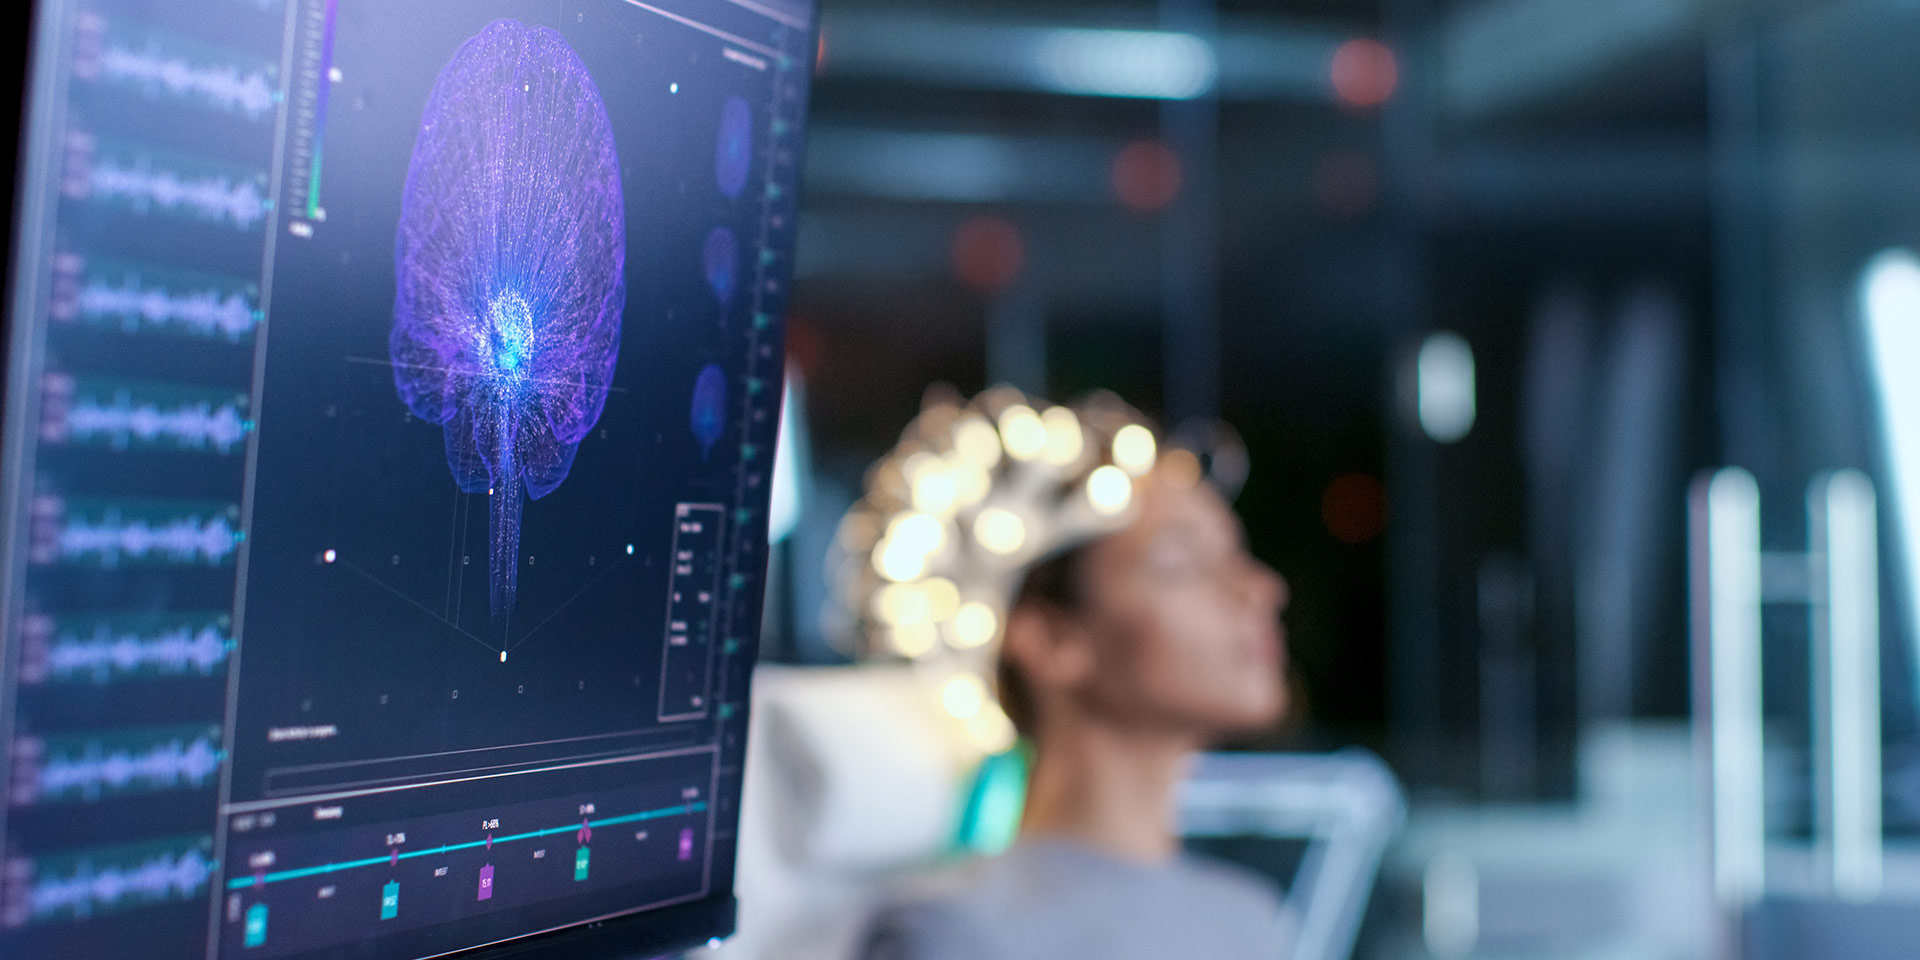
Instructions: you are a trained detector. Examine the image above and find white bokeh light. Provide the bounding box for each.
[1417,331,1476,444]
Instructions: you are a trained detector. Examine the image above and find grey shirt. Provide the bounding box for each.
[853,840,1295,960]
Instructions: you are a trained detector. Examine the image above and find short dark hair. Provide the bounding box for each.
[996,544,1091,738]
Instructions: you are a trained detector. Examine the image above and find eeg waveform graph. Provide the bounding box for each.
[2,836,217,927]
[31,497,242,567]
[10,725,225,805]
[72,12,281,121]
[19,613,234,685]
[64,134,271,230]
[51,254,262,341]
[40,375,250,454]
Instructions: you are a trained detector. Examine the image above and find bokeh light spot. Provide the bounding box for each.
[1111,140,1182,212]
[1322,472,1387,544]
[1330,38,1397,108]
[951,216,1025,292]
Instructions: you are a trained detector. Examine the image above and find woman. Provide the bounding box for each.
[853,455,1295,960]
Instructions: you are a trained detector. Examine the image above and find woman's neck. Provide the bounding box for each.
[1018,716,1196,863]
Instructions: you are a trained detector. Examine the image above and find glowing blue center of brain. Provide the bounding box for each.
[487,291,534,377]
[390,20,626,622]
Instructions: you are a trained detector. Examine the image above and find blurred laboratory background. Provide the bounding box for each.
[729,0,1920,957]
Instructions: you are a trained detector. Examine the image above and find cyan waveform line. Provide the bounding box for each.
[87,156,268,229]
[225,801,707,889]
[76,277,258,339]
[97,44,277,119]
[44,621,232,683]
[60,392,248,453]
[31,730,224,802]
[27,845,214,921]
[57,509,240,566]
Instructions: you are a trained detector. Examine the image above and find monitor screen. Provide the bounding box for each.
[0,0,813,956]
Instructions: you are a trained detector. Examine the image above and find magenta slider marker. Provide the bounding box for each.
[677,827,693,862]
[477,863,495,901]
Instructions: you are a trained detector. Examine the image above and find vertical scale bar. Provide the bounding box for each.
[305,0,338,220]
[1693,467,1764,906]
[1810,470,1882,900]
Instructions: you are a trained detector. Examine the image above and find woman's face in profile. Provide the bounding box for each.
[1072,472,1290,738]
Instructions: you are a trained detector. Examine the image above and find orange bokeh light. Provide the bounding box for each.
[951,216,1025,293]
[1111,140,1182,213]
[1321,472,1387,544]
[1330,38,1398,108]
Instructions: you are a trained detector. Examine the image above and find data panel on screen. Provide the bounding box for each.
[0,0,811,957]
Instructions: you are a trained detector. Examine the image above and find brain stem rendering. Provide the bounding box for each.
[391,20,626,628]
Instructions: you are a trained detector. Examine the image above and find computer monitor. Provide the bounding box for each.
[0,0,814,956]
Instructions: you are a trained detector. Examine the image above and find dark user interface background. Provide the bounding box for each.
[0,0,810,957]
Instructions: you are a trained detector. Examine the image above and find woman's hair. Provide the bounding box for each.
[995,544,1091,738]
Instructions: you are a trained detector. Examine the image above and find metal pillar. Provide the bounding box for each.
[1690,467,1884,951]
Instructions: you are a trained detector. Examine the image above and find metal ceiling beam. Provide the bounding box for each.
[803,127,1119,204]
[814,0,1720,118]
[1441,0,1707,120]
[817,7,1355,102]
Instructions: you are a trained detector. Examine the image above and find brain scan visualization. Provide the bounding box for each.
[389,19,626,624]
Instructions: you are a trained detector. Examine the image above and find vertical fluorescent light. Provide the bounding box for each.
[1417,331,1476,443]
[1862,248,1920,709]
[1706,467,1764,905]
[1030,29,1217,100]
[1810,470,1882,899]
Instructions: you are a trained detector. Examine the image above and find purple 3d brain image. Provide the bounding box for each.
[390,20,625,623]
[702,226,737,314]
[715,96,752,198]
[691,364,726,460]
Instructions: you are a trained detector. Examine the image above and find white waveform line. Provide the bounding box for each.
[58,512,239,565]
[47,624,231,682]
[63,394,247,453]
[88,157,267,229]
[97,44,276,119]
[27,847,213,919]
[35,734,223,801]
[76,279,257,339]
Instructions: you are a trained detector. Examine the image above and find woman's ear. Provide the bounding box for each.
[1002,603,1097,701]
